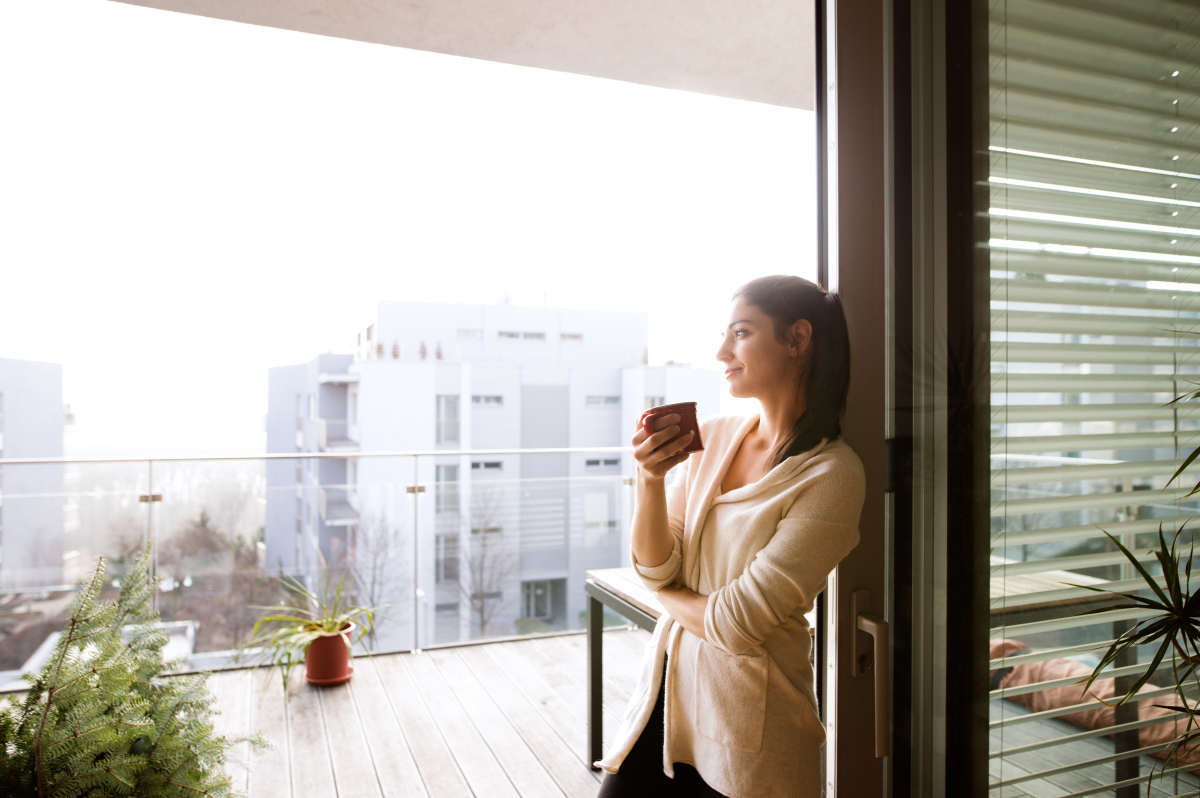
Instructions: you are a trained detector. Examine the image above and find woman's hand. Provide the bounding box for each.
[632,413,694,481]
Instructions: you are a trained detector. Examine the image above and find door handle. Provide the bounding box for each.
[852,589,889,758]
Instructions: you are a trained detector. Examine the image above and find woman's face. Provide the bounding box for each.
[716,299,811,401]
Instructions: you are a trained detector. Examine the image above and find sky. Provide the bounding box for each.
[0,0,817,457]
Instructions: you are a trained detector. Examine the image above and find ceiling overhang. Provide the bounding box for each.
[114,0,814,110]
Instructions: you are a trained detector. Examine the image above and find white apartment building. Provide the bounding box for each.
[0,358,71,591]
[266,301,720,650]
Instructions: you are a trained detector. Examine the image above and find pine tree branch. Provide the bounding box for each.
[33,558,108,798]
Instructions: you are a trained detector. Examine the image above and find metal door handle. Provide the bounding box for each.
[852,590,889,758]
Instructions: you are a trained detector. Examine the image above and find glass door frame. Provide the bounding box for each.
[900,0,991,795]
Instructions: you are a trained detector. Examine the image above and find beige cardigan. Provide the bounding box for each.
[595,414,865,798]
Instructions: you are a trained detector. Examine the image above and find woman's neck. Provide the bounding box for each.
[755,390,807,454]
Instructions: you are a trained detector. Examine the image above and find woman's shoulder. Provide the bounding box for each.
[812,437,865,479]
[796,438,867,502]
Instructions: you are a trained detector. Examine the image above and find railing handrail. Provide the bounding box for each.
[0,446,633,466]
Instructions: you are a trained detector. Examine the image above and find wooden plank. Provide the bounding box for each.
[428,649,566,798]
[601,631,654,683]
[375,653,473,798]
[457,645,603,794]
[531,636,629,728]
[496,638,608,731]
[558,633,640,700]
[248,668,292,798]
[211,669,254,794]
[483,640,594,759]
[318,679,383,798]
[348,656,429,798]
[488,638,621,758]
[403,651,521,798]
[285,672,337,798]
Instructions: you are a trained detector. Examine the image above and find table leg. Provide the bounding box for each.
[1113,618,1138,798]
[588,593,603,769]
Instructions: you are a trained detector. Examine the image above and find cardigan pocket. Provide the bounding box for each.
[693,641,769,753]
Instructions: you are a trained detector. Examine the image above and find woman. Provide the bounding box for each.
[595,276,866,798]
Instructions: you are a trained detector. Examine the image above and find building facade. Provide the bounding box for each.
[0,358,69,591]
[266,301,720,650]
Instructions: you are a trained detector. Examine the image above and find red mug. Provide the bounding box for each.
[639,402,704,454]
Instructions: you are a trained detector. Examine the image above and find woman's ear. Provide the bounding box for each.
[790,319,813,359]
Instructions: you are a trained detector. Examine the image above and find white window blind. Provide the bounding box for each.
[988,1,1200,795]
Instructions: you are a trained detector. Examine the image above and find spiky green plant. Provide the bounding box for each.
[236,570,387,692]
[0,545,266,797]
[1070,526,1200,789]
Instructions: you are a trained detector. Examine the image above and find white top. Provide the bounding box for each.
[595,414,865,798]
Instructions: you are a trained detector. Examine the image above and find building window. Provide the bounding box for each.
[561,333,583,342]
[308,393,317,419]
[435,534,459,583]
[458,328,482,339]
[498,331,520,339]
[348,389,358,424]
[471,395,503,406]
[522,581,552,620]
[471,525,502,535]
[585,459,621,468]
[522,332,545,340]
[585,396,620,406]
[471,461,503,470]
[645,396,664,410]
[437,395,460,443]
[435,465,459,513]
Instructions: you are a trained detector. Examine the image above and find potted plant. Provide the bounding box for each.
[240,571,386,688]
[1067,387,1200,788]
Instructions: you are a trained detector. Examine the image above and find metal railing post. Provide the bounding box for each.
[408,455,425,652]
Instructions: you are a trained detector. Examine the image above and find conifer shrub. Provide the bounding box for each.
[0,546,266,797]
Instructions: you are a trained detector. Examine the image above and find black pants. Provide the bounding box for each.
[597,661,727,798]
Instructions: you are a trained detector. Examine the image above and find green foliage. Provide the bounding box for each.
[0,545,266,798]
[1070,526,1200,788]
[237,571,387,692]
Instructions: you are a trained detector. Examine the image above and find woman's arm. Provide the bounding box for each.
[656,585,708,641]
[704,458,866,655]
[629,414,693,571]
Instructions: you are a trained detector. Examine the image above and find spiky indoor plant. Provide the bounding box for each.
[0,546,265,797]
[1069,389,1200,789]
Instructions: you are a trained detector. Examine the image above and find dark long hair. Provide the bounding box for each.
[732,275,850,466]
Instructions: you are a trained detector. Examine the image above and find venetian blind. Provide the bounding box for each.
[989,0,1200,795]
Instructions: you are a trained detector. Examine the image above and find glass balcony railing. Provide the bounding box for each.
[0,447,635,690]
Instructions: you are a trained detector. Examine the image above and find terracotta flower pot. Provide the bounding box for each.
[304,621,355,685]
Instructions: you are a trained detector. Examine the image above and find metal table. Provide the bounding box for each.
[584,567,663,769]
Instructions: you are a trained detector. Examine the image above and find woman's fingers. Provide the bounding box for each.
[631,413,682,445]
[642,430,693,468]
[648,413,681,432]
[631,414,693,478]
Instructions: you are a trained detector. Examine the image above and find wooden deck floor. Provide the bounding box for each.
[208,628,652,798]
[989,699,1200,798]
